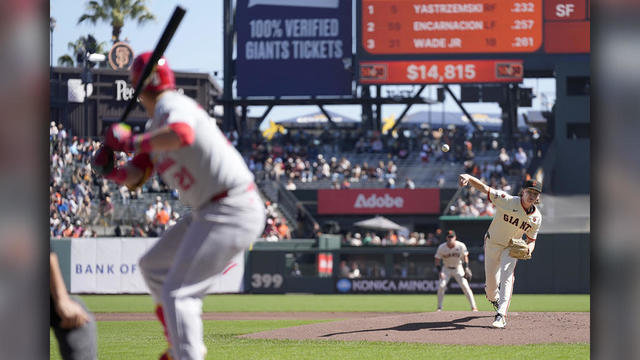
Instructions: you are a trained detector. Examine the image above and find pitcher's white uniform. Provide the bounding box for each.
[434,240,477,311]
[484,188,541,317]
[138,91,265,359]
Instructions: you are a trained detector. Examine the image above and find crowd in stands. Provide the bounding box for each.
[51,119,545,239]
[261,200,324,241]
[261,201,293,242]
[245,127,459,186]
[339,258,437,279]
[49,122,194,238]
[244,124,545,190]
[258,154,404,190]
[448,144,537,216]
[50,121,102,238]
[50,122,292,240]
[343,229,441,247]
[338,226,493,278]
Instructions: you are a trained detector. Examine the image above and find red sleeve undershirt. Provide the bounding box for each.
[168,122,195,146]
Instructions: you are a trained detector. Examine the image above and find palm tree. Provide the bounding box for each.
[57,55,75,67]
[78,0,156,43]
[57,34,108,67]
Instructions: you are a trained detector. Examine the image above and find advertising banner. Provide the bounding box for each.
[70,238,245,294]
[335,277,485,294]
[236,0,352,96]
[359,59,524,84]
[317,189,440,214]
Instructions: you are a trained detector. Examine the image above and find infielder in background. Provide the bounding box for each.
[458,174,542,329]
[434,230,478,312]
[92,52,265,359]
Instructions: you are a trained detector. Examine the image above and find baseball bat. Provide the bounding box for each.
[118,6,186,123]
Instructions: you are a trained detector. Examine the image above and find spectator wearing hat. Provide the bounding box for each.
[155,205,170,234]
[276,218,291,240]
[349,262,362,279]
[514,147,528,175]
[168,212,180,228]
[350,233,363,247]
[339,260,351,277]
[405,177,416,189]
[50,121,59,140]
[263,218,279,242]
[437,171,446,188]
[498,148,512,173]
[362,232,373,246]
[285,178,297,191]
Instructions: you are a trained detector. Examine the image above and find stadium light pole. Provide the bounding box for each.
[49,17,56,67]
[83,53,106,136]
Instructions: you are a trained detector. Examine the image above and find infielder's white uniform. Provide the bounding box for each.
[138,91,265,359]
[484,188,541,316]
[435,240,477,310]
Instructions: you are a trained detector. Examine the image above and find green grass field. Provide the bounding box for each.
[51,294,590,359]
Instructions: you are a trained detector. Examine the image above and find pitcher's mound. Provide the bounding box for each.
[241,311,589,345]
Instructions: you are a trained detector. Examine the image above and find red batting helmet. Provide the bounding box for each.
[130,51,175,92]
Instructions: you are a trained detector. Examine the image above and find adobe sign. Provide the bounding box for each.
[317,189,440,215]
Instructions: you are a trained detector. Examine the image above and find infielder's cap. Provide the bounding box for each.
[523,179,542,193]
[446,230,456,237]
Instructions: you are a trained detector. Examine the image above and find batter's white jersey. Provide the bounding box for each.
[486,188,542,246]
[435,241,468,268]
[147,91,254,209]
[138,91,265,360]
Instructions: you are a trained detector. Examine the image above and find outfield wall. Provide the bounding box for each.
[51,238,245,294]
[245,233,590,294]
[52,232,589,294]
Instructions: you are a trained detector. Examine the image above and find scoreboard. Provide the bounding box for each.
[357,0,590,84]
[362,1,543,54]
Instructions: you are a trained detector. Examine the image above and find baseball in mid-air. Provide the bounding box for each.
[442,144,450,152]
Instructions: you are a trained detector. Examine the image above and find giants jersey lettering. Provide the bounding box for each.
[486,188,542,246]
[148,91,254,209]
[435,241,468,268]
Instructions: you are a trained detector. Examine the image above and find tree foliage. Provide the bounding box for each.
[78,0,156,43]
[57,34,108,68]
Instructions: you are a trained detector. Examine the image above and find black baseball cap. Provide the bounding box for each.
[523,179,542,193]
[446,230,456,237]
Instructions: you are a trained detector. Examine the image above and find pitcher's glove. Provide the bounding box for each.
[91,145,116,176]
[464,267,472,280]
[508,238,531,260]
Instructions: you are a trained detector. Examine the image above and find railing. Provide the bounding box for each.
[276,180,319,237]
[256,178,319,238]
[442,187,463,216]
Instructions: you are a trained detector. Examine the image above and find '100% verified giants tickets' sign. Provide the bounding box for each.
[236,0,352,96]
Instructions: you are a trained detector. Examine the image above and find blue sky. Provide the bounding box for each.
[50,0,555,123]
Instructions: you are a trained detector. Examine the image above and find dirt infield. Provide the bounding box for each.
[98,311,589,345]
[242,311,589,345]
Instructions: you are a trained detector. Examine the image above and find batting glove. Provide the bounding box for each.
[104,123,136,152]
[91,145,116,176]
